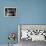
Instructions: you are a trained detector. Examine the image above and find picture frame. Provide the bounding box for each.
[4,7,16,17]
[18,24,46,42]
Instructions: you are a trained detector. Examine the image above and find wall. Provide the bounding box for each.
[20,0,46,24]
[0,0,20,44]
[0,0,46,45]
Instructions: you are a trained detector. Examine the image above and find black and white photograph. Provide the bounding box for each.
[18,25,46,46]
[5,7,16,16]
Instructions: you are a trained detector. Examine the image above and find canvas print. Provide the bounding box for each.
[5,7,16,16]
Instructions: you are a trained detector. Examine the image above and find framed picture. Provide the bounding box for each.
[4,7,16,16]
[18,24,46,41]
